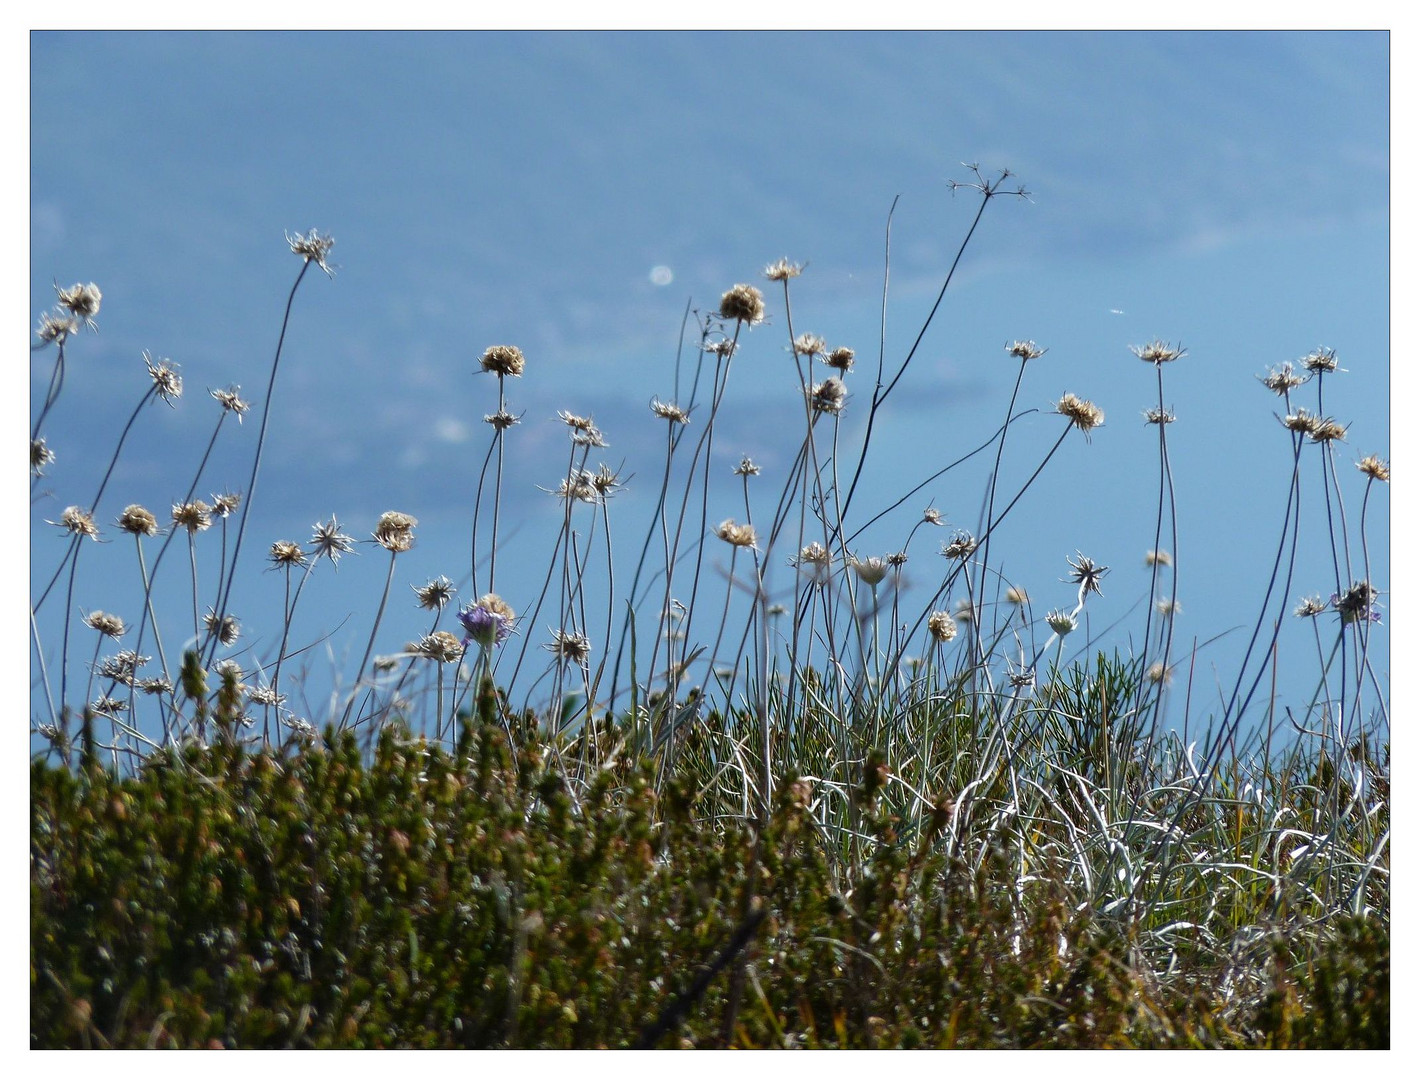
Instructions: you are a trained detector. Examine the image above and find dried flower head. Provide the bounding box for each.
[793,333,827,359]
[143,352,183,404]
[210,386,250,420]
[1145,549,1172,568]
[1146,662,1172,685]
[807,377,847,415]
[31,437,55,477]
[138,676,174,695]
[90,695,128,717]
[1294,595,1327,618]
[1332,581,1381,625]
[1308,418,1348,444]
[589,464,624,498]
[413,576,457,611]
[1005,585,1029,606]
[1357,455,1390,483]
[922,507,944,526]
[203,610,241,646]
[1281,408,1323,437]
[544,629,592,667]
[35,309,79,345]
[211,492,242,518]
[484,409,522,430]
[172,500,213,534]
[459,594,516,649]
[1131,340,1186,364]
[1006,340,1046,361]
[310,515,356,566]
[56,281,102,327]
[763,258,803,282]
[941,532,977,560]
[1301,346,1339,374]
[796,541,831,567]
[406,630,464,663]
[733,455,760,477]
[651,397,690,424]
[286,229,335,276]
[268,540,307,568]
[887,551,909,568]
[1056,393,1104,435]
[703,337,739,360]
[115,504,160,537]
[954,599,975,623]
[246,684,286,707]
[1144,407,1176,425]
[373,511,418,552]
[1066,552,1109,598]
[83,610,127,639]
[825,346,856,372]
[479,345,526,377]
[1045,609,1077,636]
[1155,598,1181,618]
[1260,362,1308,396]
[716,518,758,549]
[553,473,599,504]
[97,651,149,685]
[850,555,891,587]
[718,283,765,326]
[55,506,99,540]
[927,611,958,643]
[767,603,788,618]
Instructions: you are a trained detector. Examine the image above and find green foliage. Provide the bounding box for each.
[31,719,1387,1049]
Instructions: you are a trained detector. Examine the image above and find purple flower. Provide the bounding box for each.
[458,596,515,649]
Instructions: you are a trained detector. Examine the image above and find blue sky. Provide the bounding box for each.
[27,30,1390,737]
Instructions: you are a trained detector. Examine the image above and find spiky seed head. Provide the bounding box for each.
[98,651,149,684]
[1309,418,1348,444]
[1065,551,1108,597]
[56,506,99,540]
[484,409,521,430]
[31,437,55,476]
[1055,393,1104,435]
[1130,339,1186,364]
[544,629,592,667]
[172,500,212,534]
[138,676,174,695]
[83,610,127,638]
[373,511,417,552]
[1146,662,1172,684]
[143,352,183,403]
[1005,585,1029,605]
[825,346,855,372]
[203,610,241,646]
[1006,340,1045,361]
[1144,407,1176,425]
[1260,362,1308,396]
[922,507,944,526]
[414,576,457,611]
[1332,581,1381,624]
[808,377,847,415]
[116,504,160,537]
[941,532,977,560]
[56,282,102,325]
[703,338,738,359]
[1146,548,1172,568]
[887,551,908,567]
[763,258,803,282]
[553,473,599,504]
[211,492,242,518]
[310,515,356,566]
[406,631,464,663]
[733,455,760,477]
[246,684,286,707]
[793,333,827,358]
[286,229,335,275]
[1301,346,1338,373]
[927,611,958,643]
[716,518,758,549]
[718,283,765,326]
[478,344,526,377]
[1294,595,1327,618]
[1357,455,1390,483]
[210,386,250,420]
[268,540,307,568]
[1155,598,1181,618]
[36,310,78,344]
[1045,609,1077,636]
[796,541,831,566]
[1281,408,1323,437]
[651,397,690,424]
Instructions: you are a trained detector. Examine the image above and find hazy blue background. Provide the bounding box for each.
[28,30,1389,738]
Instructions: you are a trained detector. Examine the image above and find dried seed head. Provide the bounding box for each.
[1144,407,1176,425]
[796,541,831,566]
[484,409,522,430]
[1045,609,1077,636]
[31,437,55,477]
[571,426,608,448]
[1260,362,1308,396]
[138,676,173,695]
[35,309,79,345]
[589,464,624,497]
[286,229,336,275]
[651,397,690,424]
[98,650,146,684]
[113,504,159,537]
[210,386,250,420]
[55,506,99,540]
[1281,408,1323,437]
[887,551,909,567]
[56,281,102,326]
[553,473,599,504]
[1066,551,1108,598]
[1309,418,1348,444]
[544,629,592,667]
[1005,585,1029,605]
[927,611,958,643]
[373,511,418,552]
[1357,455,1390,483]
[203,610,241,646]
[83,610,127,639]
[733,455,761,477]
[211,492,242,518]
[718,283,765,326]
[763,258,803,282]
[825,346,855,372]
[413,576,457,611]
[143,351,183,404]
[850,555,890,587]
[406,630,464,663]
[1055,393,1104,435]
[1006,340,1046,361]
[1294,595,1327,618]
[1301,346,1339,373]
[268,540,307,568]
[941,532,977,560]
[922,507,944,526]
[807,377,847,415]
[1332,581,1381,624]
[1155,598,1181,618]
[716,518,758,549]
[247,684,286,707]
[172,500,213,534]
[793,333,827,359]
[703,337,738,359]
[1131,339,1186,364]
[955,600,975,624]
[1145,548,1172,568]
[1146,662,1172,685]
[767,603,788,617]
[90,695,128,716]
[310,515,357,566]
[479,345,526,377]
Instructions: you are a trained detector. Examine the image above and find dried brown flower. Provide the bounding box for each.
[479,345,526,377]
[718,283,765,326]
[373,511,418,552]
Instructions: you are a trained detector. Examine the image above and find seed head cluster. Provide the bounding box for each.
[718,283,765,326]
[480,345,526,378]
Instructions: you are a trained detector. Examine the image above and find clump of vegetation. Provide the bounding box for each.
[31,166,1387,1047]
